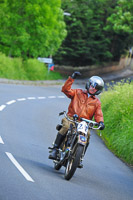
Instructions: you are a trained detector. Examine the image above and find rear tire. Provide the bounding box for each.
[64,144,84,180]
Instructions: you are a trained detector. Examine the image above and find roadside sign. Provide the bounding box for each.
[64,12,71,16]
[38,57,53,64]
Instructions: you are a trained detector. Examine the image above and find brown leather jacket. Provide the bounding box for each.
[62,77,104,123]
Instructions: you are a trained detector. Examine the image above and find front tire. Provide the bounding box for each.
[64,144,84,180]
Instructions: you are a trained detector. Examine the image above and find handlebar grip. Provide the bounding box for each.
[59,111,65,116]
[95,122,99,126]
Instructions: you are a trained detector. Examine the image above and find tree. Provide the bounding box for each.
[54,0,133,66]
[54,0,115,66]
[0,0,67,59]
[106,0,133,34]
[104,0,133,58]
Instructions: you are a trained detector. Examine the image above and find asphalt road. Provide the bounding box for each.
[0,83,133,200]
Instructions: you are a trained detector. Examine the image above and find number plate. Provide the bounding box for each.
[77,121,88,135]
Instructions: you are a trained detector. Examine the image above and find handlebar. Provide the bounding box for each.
[59,111,101,130]
[80,117,101,130]
[59,111,78,124]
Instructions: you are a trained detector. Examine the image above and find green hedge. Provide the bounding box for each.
[0,53,62,80]
[99,81,133,165]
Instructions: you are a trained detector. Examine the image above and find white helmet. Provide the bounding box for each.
[85,76,104,95]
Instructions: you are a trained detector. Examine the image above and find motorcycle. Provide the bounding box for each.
[49,111,101,180]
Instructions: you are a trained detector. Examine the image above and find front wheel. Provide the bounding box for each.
[64,144,84,180]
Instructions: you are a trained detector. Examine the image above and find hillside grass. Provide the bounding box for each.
[0,53,62,80]
[99,81,133,165]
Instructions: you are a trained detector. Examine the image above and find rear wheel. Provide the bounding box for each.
[64,144,84,180]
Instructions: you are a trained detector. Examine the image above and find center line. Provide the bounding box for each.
[38,97,46,99]
[27,97,36,100]
[6,100,16,105]
[48,96,56,98]
[6,152,34,182]
[17,98,26,101]
[0,105,6,111]
[58,96,65,98]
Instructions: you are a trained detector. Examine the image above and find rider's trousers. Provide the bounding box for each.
[59,117,90,143]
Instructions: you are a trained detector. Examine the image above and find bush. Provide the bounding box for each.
[23,59,46,80]
[0,53,62,80]
[100,81,133,165]
[0,53,27,80]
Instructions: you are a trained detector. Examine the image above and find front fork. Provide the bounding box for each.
[58,133,87,163]
[77,134,88,161]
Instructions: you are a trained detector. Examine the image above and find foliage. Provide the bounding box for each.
[100,81,133,165]
[23,58,62,80]
[54,0,133,66]
[0,52,27,79]
[105,0,133,34]
[0,53,62,80]
[104,0,133,60]
[0,0,67,59]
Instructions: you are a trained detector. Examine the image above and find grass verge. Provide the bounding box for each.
[98,81,133,166]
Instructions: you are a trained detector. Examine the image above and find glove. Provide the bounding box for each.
[99,121,105,130]
[71,71,81,79]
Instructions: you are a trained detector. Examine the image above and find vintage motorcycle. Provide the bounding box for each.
[49,111,101,180]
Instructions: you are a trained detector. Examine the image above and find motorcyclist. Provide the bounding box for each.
[49,72,105,164]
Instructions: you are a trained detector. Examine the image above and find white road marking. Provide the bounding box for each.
[38,97,46,99]
[0,105,6,111]
[58,96,65,98]
[6,100,16,105]
[0,95,66,183]
[17,98,26,101]
[48,96,56,98]
[0,136,4,144]
[6,152,34,182]
[27,97,36,100]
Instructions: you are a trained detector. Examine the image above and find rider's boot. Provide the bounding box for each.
[49,133,65,160]
[78,143,89,168]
